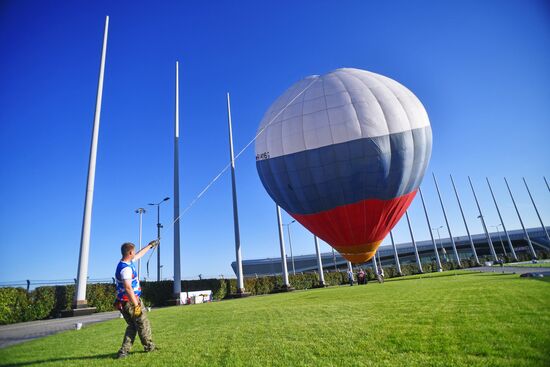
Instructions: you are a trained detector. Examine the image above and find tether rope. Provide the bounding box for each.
[166,77,319,229]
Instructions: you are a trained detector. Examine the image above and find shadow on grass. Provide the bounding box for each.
[0,351,145,366]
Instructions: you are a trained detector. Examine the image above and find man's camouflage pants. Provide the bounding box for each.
[119,298,155,354]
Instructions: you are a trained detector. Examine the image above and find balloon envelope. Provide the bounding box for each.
[255,68,432,263]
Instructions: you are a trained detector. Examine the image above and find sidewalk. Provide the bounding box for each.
[470,265,550,276]
[0,311,121,349]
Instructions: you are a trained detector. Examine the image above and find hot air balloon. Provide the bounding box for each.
[255,68,432,263]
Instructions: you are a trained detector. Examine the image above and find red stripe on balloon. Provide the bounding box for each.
[290,190,417,248]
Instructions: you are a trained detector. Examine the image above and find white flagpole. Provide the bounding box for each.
[74,16,109,311]
[226,93,246,294]
[173,61,182,297]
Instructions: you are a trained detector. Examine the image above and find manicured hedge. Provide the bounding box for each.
[1,249,547,325]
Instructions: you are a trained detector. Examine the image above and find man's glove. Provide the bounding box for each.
[133,303,142,318]
[148,240,159,249]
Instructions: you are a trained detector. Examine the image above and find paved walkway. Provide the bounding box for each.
[0,311,121,349]
[470,266,550,276]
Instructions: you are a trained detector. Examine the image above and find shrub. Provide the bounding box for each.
[87,283,116,312]
[0,287,29,325]
[141,280,173,307]
[27,287,56,320]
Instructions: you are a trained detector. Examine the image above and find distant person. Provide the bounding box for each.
[377,267,385,283]
[357,269,366,285]
[114,240,158,359]
[347,269,354,286]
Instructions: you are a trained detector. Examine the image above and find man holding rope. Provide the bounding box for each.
[114,240,158,358]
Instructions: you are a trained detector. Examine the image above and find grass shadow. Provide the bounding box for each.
[0,352,127,366]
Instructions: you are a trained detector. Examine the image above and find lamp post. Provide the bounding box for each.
[490,224,507,256]
[432,226,447,262]
[283,220,297,275]
[148,197,170,281]
[135,208,146,279]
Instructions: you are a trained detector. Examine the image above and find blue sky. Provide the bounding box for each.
[0,0,549,282]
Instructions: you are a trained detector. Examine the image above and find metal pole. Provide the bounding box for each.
[505,178,537,259]
[347,261,354,282]
[486,178,517,260]
[545,176,549,192]
[149,198,168,281]
[450,175,480,265]
[418,187,443,272]
[74,16,109,308]
[433,227,447,262]
[405,211,423,273]
[314,236,325,286]
[371,253,379,276]
[276,205,290,288]
[287,223,296,275]
[389,230,402,275]
[468,176,498,261]
[157,205,161,281]
[173,61,182,297]
[523,177,550,243]
[491,225,506,256]
[135,208,146,279]
[433,173,461,267]
[226,93,245,293]
[477,216,495,262]
[332,248,337,271]
[498,228,506,255]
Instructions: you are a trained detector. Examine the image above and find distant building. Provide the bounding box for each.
[231,227,550,277]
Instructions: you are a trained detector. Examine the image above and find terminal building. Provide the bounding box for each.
[231,226,550,277]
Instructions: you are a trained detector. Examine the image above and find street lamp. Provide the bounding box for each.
[134,208,146,279]
[431,226,447,262]
[490,224,507,256]
[148,197,170,281]
[283,220,297,275]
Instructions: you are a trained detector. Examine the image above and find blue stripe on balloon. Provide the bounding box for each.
[256,126,432,215]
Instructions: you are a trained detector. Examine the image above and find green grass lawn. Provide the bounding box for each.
[1,271,549,367]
